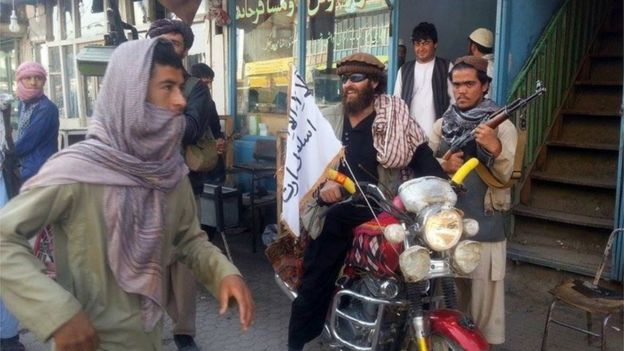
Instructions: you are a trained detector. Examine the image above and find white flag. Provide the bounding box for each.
[281,70,343,236]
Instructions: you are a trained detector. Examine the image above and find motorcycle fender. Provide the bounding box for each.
[429,309,490,351]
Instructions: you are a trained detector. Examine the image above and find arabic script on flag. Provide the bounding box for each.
[281,70,343,236]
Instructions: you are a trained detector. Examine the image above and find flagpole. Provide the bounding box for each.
[277,65,295,238]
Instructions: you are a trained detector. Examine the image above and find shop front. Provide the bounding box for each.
[232,0,393,137]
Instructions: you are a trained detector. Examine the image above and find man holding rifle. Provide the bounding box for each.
[429,55,517,346]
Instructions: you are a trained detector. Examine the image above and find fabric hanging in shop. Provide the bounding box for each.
[309,0,335,40]
[157,0,202,24]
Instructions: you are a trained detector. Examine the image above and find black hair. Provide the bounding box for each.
[149,40,184,78]
[469,39,493,55]
[372,74,387,94]
[190,63,215,79]
[412,22,438,44]
[449,62,491,85]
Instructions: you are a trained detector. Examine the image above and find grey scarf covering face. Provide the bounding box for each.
[16,101,38,140]
[441,98,500,144]
[22,39,188,331]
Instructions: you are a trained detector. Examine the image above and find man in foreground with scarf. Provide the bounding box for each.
[429,55,517,346]
[0,39,254,351]
[288,53,446,351]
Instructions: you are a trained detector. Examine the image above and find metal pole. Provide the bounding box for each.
[612,98,624,282]
[387,0,399,94]
[297,0,306,75]
[227,0,237,126]
[493,0,509,104]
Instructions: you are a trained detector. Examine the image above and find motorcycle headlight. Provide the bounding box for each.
[399,245,431,282]
[423,209,463,251]
[452,240,482,275]
[383,223,406,244]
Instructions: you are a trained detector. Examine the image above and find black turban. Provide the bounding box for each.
[147,19,194,50]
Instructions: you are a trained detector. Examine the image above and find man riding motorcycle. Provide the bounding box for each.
[287,53,447,351]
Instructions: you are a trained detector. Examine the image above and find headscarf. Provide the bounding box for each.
[441,98,500,144]
[147,18,194,49]
[372,94,427,169]
[15,62,47,102]
[22,39,188,331]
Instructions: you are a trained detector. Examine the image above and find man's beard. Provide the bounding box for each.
[342,83,375,115]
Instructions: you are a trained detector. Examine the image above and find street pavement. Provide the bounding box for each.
[19,230,624,351]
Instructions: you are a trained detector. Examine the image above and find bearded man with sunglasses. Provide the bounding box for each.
[287,53,447,351]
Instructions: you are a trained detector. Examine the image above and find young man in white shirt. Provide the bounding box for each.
[394,22,454,136]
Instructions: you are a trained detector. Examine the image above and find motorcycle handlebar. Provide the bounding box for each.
[325,169,357,194]
[451,158,479,186]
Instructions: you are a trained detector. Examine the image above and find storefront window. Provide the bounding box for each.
[196,0,208,16]
[79,0,107,38]
[64,0,76,39]
[52,3,62,41]
[0,40,18,94]
[48,47,65,118]
[133,0,152,27]
[62,46,79,118]
[235,0,298,136]
[305,0,390,106]
[83,76,101,117]
[187,22,207,67]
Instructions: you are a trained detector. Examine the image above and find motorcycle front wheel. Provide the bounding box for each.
[404,335,464,351]
[429,334,464,351]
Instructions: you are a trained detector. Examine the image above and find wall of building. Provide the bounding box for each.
[397,0,497,64]
[495,0,564,101]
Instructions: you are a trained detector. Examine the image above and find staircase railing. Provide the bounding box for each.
[507,0,612,171]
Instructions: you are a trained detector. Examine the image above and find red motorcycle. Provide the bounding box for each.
[275,158,489,351]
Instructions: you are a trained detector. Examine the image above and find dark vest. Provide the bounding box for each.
[400,57,451,119]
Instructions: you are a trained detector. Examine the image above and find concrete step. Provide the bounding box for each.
[514,204,613,230]
[575,80,623,86]
[507,242,606,278]
[588,55,623,81]
[532,170,615,189]
[511,214,611,265]
[560,108,621,117]
[524,180,615,220]
[555,113,621,148]
[593,32,623,55]
[567,84,623,112]
[507,214,612,275]
[538,147,618,184]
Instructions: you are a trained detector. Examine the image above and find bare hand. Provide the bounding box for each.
[319,180,343,204]
[474,125,502,157]
[441,150,465,174]
[216,138,226,155]
[218,275,256,331]
[52,311,99,351]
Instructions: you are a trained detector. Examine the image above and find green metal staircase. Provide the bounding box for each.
[507,0,623,276]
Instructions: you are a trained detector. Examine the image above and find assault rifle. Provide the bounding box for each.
[446,81,546,156]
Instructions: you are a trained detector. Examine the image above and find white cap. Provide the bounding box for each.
[469,28,494,49]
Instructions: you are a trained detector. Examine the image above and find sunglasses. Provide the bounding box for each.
[340,73,369,84]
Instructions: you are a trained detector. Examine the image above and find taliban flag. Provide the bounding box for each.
[281,70,343,236]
